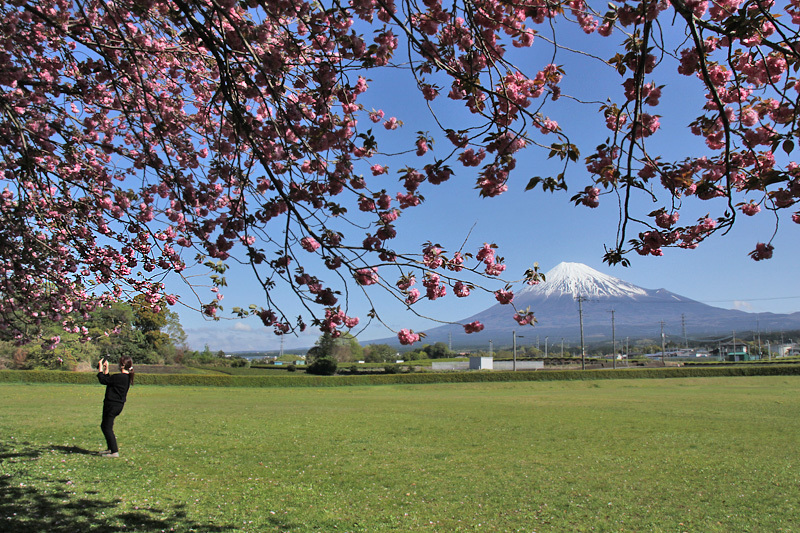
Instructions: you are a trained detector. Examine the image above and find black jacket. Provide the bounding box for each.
[97,373,131,404]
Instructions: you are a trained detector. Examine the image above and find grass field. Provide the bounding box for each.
[1,376,799,532]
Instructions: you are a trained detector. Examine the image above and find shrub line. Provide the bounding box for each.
[2,364,800,388]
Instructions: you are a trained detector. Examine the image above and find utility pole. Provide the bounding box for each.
[732,330,736,361]
[611,309,616,370]
[577,295,586,370]
[489,339,493,357]
[626,336,629,366]
[681,313,688,350]
[545,337,549,358]
[660,321,666,363]
[561,338,564,358]
[757,317,762,359]
[448,331,452,352]
[512,331,517,372]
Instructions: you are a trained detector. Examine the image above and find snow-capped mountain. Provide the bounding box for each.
[518,262,647,299]
[415,262,800,347]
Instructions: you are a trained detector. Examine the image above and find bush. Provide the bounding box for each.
[306,356,338,376]
[383,364,398,374]
[231,357,250,368]
[287,364,297,372]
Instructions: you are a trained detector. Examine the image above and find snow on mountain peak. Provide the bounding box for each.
[519,262,648,299]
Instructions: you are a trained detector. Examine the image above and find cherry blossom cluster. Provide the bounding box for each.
[2,0,797,348]
[573,0,800,264]
[389,245,545,342]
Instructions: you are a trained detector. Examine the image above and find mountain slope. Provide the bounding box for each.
[416,262,800,346]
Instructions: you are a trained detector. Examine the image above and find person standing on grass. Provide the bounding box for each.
[97,355,134,457]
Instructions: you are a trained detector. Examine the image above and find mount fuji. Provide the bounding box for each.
[416,262,800,347]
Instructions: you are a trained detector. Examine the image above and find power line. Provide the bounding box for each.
[572,295,800,307]
[700,295,800,303]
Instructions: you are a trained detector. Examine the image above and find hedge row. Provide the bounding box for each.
[682,358,800,366]
[2,364,800,388]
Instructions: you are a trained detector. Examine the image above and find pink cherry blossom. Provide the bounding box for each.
[301,237,321,252]
[749,242,774,261]
[655,211,680,229]
[354,268,379,285]
[476,243,496,264]
[397,274,416,291]
[398,328,421,345]
[416,137,429,156]
[405,288,421,305]
[513,311,535,326]
[453,281,471,297]
[580,186,600,208]
[463,321,484,334]
[423,273,446,300]
[740,202,761,216]
[494,289,514,305]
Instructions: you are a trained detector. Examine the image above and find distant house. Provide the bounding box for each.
[469,356,493,370]
[776,343,799,357]
[718,339,750,361]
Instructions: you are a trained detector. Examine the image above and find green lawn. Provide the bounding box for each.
[1,376,798,532]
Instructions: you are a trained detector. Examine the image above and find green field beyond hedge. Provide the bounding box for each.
[2,376,799,532]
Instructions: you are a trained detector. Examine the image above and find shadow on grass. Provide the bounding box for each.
[49,445,97,455]
[0,441,233,532]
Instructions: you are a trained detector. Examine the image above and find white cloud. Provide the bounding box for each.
[232,322,253,332]
[732,300,754,311]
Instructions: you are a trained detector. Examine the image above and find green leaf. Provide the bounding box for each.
[525,177,543,191]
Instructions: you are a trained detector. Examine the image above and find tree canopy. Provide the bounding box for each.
[2,0,798,347]
[307,332,363,362]
[0,297,188,368]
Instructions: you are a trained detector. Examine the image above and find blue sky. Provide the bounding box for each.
[167,17,800,352]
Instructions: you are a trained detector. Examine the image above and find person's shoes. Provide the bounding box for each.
[98,450,112,455]
[102,452,119,457]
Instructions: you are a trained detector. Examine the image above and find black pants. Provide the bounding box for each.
[101,401,124,453]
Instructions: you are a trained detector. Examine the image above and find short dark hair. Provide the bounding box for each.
[119,355,134,385]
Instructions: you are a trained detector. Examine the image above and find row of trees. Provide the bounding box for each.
[324,336,796,364]
[307,334,459,363]
[0,295,189,370]
[305,333,726,364]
